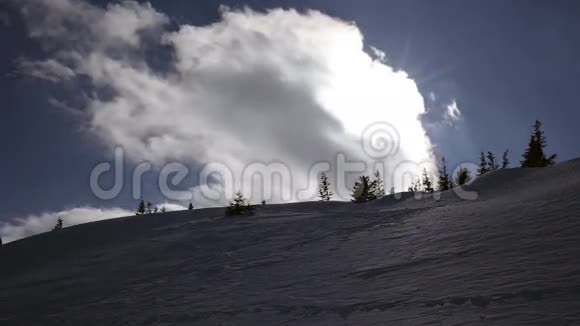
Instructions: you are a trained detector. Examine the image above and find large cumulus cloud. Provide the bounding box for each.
[17,0,438,205]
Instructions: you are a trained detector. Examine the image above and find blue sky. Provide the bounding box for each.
[1,0,578,241]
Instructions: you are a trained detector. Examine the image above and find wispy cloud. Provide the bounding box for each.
[48,98,86,117]
[444,100,462,124]
[18,59,76,82]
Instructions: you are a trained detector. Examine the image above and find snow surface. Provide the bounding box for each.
[2,160,580,325]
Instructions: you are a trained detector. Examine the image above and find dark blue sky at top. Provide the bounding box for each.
[1,0,580,220]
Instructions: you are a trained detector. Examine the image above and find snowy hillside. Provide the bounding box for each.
[2,160,580,325]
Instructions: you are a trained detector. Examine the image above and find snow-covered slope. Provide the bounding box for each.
[2,160,580,325]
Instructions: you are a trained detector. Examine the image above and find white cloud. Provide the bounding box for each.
[158,202,188,212]
[428,92,436,102]
[0,207,132,243]
[444,100,462,124]
[96,1,168,47]
[19,0,167,49]
[369,46,387,63]
[18,59,76,82]
[18,0,438,203]
[48,98,86,117]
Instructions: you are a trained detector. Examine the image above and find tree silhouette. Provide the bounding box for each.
[136,200,146,215]
[160,206,166,213]
[477,152,488,176]
[146,202,153,214]
[318,172,333,201]
[374,170,385,198]
[502,149,510,169]
[408,178,421,192]
[351,175,377,203]
[226,192,255,216]
[521,120,557,167]
[422,168,434,193]
[188,202,194,210]
[52,217,63,231]
[486,151,499,171]
[438,157,452,191]
[455,167,472,186]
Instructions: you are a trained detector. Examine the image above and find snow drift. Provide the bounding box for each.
[1,159,580,325]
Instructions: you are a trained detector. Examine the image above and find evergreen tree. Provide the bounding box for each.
[153,206,158,213]
[486,151,499,171]
[373,170,385,198]
[352,175,370,203]
[415,179,421,192]
[438,157,452,191]
[502,149,510,169]
[226,192,255,216]
[52,217,63,231]
[368,178,378,198]
[261,200,266,206]
[522,134,537,166]
[477,152,488,176]
[421,168,434,193]
[408,178,421,192]
[389,187,395,195]
[160,206,166,213]
[188,202,194,210]
[146,202,153,214]
[521,120,557,167]
[136,200,146,215]
[318,172,333,201]
[351,175,377,203]
[455,167,472,186]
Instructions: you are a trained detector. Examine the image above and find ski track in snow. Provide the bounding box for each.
[2,160,580,325]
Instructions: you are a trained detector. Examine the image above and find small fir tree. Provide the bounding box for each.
[477,152,488,176]
[455,167,472,186]
[521,120,557,167]
[351,175,377,203]
[136,200,146,215]
[373,170,385,198]
[188,202,194,210]
[52,217,63,231]
[486,151,499,171]
[502,149,510,169]
[226,192,255,216]
[438,157,452,191]
[408,178,421,192]
[318,172,333,201]
[421,168,434,193]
